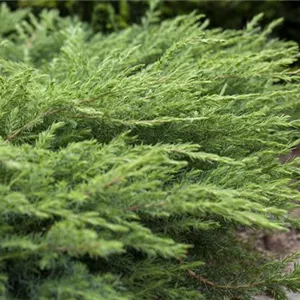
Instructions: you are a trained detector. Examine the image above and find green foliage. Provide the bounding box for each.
[0,2,29,36]
[1,3,300,299]
[12,0,300,47]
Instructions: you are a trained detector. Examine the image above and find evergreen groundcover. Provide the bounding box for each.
[1,3,300,300]
[12,0,300,45]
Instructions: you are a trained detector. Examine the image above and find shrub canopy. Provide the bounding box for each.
[1,4,300,300]
[11,0,300,45]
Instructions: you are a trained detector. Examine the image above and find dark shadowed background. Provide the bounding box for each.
[1,0,300,47]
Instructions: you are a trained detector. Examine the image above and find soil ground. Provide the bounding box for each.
[252,147,300,299]
[242,227,300,299]
[250,218,300,299]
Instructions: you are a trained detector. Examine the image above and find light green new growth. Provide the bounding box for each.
[0,3,300,300]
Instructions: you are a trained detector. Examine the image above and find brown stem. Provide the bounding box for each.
[104,177,124,188]
[5,109,61,143]
[178,258,263,290]
[4,97,94,143]
[187,269,263,290]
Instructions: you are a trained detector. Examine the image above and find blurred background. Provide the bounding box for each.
[1,0,300,46]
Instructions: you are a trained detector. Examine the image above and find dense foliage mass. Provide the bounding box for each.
[8,0,300,45]
[1,3,300,299]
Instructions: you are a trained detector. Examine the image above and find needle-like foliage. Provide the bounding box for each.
[1,3,300,299]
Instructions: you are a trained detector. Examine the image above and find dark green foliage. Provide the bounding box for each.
[1,3,300,299]
[7,0,300,46]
